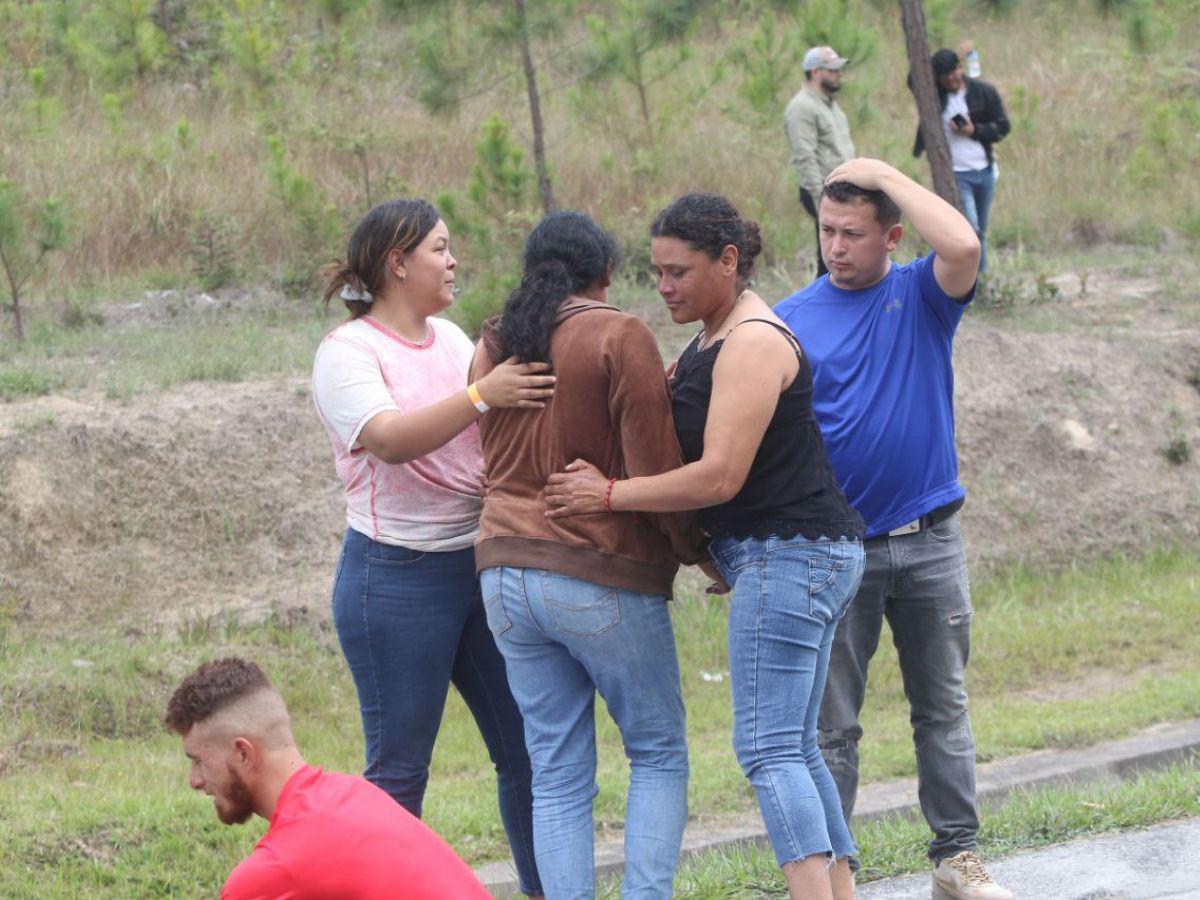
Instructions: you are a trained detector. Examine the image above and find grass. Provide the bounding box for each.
[1,1,1198,327]
[1,549,1198,897]
[628,762,1200,898]
[963,243,1200,335]
[0,240,1193,403]
[0,368,60,400]
[0,263,801,400]
[0,300,334,401]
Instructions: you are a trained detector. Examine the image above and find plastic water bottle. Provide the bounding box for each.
[965,49,982,78]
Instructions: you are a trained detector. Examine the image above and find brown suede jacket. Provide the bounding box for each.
[471,301,707,598]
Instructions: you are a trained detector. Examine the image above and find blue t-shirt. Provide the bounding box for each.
[773,254,972,538]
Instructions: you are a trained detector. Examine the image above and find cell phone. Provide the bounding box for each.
[951,113,968,128]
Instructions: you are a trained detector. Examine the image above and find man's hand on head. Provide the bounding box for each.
[826,156,979,297]
[825,158,899,194]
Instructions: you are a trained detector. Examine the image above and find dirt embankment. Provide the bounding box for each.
[2,298,1198,634]
[954,324,1199,570]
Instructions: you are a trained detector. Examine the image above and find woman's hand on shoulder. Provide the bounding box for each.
[544,459,608,517]
[477,356,556,409]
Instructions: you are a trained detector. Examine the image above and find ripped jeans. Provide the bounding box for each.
[818,513,980,864]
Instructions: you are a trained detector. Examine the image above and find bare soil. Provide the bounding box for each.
[2,268,1198,636]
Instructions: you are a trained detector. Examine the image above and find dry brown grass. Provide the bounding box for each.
[0,2,1197,303]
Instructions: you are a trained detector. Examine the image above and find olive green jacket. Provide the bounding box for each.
[782,87,855,197]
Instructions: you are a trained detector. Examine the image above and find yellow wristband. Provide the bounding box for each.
[467,382,489,414]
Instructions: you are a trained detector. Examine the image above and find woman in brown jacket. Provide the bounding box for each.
[544,194,865,900]
[471,211,707,900]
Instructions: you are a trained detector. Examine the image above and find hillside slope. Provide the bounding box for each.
[1,279,1197,634]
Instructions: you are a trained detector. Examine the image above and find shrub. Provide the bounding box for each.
[190,215,238,292]
[0,180,68,342]
[264,136,340,297]
[441,117,541,336]
[972,270,1061,314]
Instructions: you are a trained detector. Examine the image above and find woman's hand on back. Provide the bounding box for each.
[478,357,556,409]
[698,558,731,595]
[544,459,609,516]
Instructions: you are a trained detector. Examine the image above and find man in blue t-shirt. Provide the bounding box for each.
[775,158,1012,900]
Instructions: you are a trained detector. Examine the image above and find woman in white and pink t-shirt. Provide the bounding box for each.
[312,199,552,898]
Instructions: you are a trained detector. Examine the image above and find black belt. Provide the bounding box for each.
[870,499,963,541]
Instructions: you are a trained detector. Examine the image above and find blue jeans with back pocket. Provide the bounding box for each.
[710,532,865,867]
[331,528,541,895]
[480,566,689,899]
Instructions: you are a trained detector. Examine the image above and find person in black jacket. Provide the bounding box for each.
[914,48,1010,272]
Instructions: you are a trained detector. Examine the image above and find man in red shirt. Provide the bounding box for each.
[165,657,491,899]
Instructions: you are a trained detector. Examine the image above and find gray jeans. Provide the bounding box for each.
[818,513,979,863]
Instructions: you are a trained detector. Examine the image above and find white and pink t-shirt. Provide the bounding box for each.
[312,315,483,551]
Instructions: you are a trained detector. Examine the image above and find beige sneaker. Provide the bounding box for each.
[932,850,1014,900]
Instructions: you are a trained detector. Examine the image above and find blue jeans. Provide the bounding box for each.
[956,166,996,273]
[818,514,979,864]
[331,529,541,895]
[709,533,865,867]
[481,567,689,900]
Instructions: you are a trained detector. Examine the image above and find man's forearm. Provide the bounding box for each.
[879,167,978,264]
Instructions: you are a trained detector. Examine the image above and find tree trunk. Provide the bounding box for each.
[514,0,555,214]
[899,0,960,209]
[355,144,373,211]
[632,47,653,142]
[0,245,24,342]
[11,292,23,342]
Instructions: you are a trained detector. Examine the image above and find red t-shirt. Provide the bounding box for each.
[221,766,490,899]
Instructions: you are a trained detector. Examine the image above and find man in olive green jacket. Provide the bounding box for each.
[783,46,855,277]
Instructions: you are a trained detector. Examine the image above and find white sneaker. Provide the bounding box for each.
[932,850,1014,899]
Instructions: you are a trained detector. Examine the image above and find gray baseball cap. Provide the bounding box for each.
[803,46,850,72]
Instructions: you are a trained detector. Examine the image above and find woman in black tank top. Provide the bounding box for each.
[545,194,865,900]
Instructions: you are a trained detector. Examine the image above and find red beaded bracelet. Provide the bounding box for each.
[603,477,617,512]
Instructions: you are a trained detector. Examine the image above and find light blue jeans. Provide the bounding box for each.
[710,533,865,867]
[481,567,688,900]
[956,165,997,273]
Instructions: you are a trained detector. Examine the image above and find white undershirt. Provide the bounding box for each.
[944,88,989,173]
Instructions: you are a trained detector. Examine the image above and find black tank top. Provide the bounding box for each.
[671,319,865,540]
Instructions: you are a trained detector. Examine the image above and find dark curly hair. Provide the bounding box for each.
[321,198,441,319]
[649,192,763,288]
[164,657,273,734]
[820,180,902,228]
[491,211,620,363]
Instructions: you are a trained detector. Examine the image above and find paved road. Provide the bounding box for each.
[858,818,1200,899]
[478,720,1200,896]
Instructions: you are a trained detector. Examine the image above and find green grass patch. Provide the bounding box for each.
[0,368,60,400]
[0,305,335,400]
[639,762,1200,898]
[1,550,1197,897]
[0,243,1193,403]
